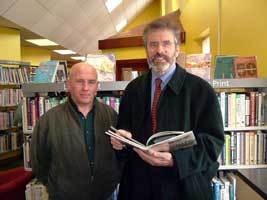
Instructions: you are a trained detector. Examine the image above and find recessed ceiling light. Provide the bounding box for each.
[105,0,122,13]
[116,19,127,32]
[26,39,58,46]
[70,56,86,61]
[53,50,76,55]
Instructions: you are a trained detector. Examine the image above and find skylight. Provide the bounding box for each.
[116,19,127,32]
[105,0,122,13]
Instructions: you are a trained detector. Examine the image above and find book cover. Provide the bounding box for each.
[106,127,197,152]
[185,53,211,80]
[86,54,116,81]
[55,61,68,82]
[234,56,258,78]
[33,61,59,83]
[214,55,236,79]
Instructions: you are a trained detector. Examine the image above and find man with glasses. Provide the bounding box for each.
[110,19,224,200]
[31,62,121,200]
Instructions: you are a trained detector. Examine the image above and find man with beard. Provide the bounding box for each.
[110,19,224,200]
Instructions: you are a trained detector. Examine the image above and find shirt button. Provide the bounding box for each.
[88,146,92,150]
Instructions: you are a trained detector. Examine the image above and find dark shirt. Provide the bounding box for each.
[69,97,95,173]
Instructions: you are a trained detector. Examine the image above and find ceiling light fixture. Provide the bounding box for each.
[25,39,58,46]
[53,50,76,55]
[70,56,86,61]
[116,19,127,32]
[105,0,122,13]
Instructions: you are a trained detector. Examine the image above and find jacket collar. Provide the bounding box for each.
[139,64,187,96]
[166,64,187,95]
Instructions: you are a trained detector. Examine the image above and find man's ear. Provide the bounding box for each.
[175,47,180,58]
[66,80,70,92]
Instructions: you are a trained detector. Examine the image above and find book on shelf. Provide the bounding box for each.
[234,56,258,78]
[185,53,211,80]
[55,61,68,82]
[33,61,59,83]
[86,54,116,81]
[214,55,236,79]
[106,127,197,152]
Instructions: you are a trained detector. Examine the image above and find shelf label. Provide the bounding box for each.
[211,80,230,88]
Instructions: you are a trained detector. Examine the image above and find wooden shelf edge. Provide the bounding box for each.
[0,148,22,161]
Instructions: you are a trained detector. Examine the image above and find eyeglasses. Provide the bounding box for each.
[147,41,174,49]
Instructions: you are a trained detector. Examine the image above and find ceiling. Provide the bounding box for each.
[0,0,154,61]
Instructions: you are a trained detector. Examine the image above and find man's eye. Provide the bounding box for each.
[88,80,96,84]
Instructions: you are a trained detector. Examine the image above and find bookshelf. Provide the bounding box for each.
[0,60,30,165]
[20,78,267,171]
[211,78,267,170]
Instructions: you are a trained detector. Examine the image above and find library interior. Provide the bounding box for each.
[0,0,267,200]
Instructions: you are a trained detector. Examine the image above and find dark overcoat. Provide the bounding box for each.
[117,65,224,200]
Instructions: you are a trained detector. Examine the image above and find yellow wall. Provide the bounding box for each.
[21,46,51,66]
[0,26,21,61]
[102,0,161,60]
[220,0,267,77]
[177,0,267,77]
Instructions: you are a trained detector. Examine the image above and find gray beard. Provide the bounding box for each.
[149,60,176,76]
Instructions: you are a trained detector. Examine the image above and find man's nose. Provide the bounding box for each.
[156,44,164,54]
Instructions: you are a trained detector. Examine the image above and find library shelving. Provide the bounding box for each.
[21,78,267,172]
[211,78,267,170]
[0,60,31,165]
[21,81,128,170]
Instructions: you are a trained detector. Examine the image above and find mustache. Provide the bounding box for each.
[151,53,169,62]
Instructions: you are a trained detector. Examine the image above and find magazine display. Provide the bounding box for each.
[106,127,197,152]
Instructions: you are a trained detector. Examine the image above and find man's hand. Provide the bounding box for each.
[110,129,132,150]
[133,148,174,167]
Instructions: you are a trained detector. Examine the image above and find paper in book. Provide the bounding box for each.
[106,127,197,152]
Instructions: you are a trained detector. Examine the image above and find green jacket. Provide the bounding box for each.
[117,65,224,200]
[31,99,121,200]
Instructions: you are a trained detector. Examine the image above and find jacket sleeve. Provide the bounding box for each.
[30,114,51,185]
[173,84,225,180]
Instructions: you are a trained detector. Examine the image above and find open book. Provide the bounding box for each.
[106,127,197,152]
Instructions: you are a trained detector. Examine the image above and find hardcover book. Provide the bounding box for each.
[185,53,211,80]
[214,55,236,79]
[33,61,59,83]
[106,127,197,152]
[234,56,258,78]
[86,54,116,81]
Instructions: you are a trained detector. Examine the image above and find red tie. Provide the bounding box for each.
[151,78,162,133]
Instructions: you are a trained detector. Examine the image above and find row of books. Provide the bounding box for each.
[23,95,121,132]
[217,91,265,127]
[0,66,29,84]
[214,55,257,79]
[25,178,119,200]
[98,96,121,113]
[0,110,17,130]
[219,131,267,166]
[0,131,22,153]
[0,89,23,107]
[22,96,67,131]
[212,172,236,200]
[180,54,257,80]
[25,178,48,200]
[33,61,68,83]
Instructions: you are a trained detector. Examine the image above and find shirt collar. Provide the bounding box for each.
[68,96,96,116]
